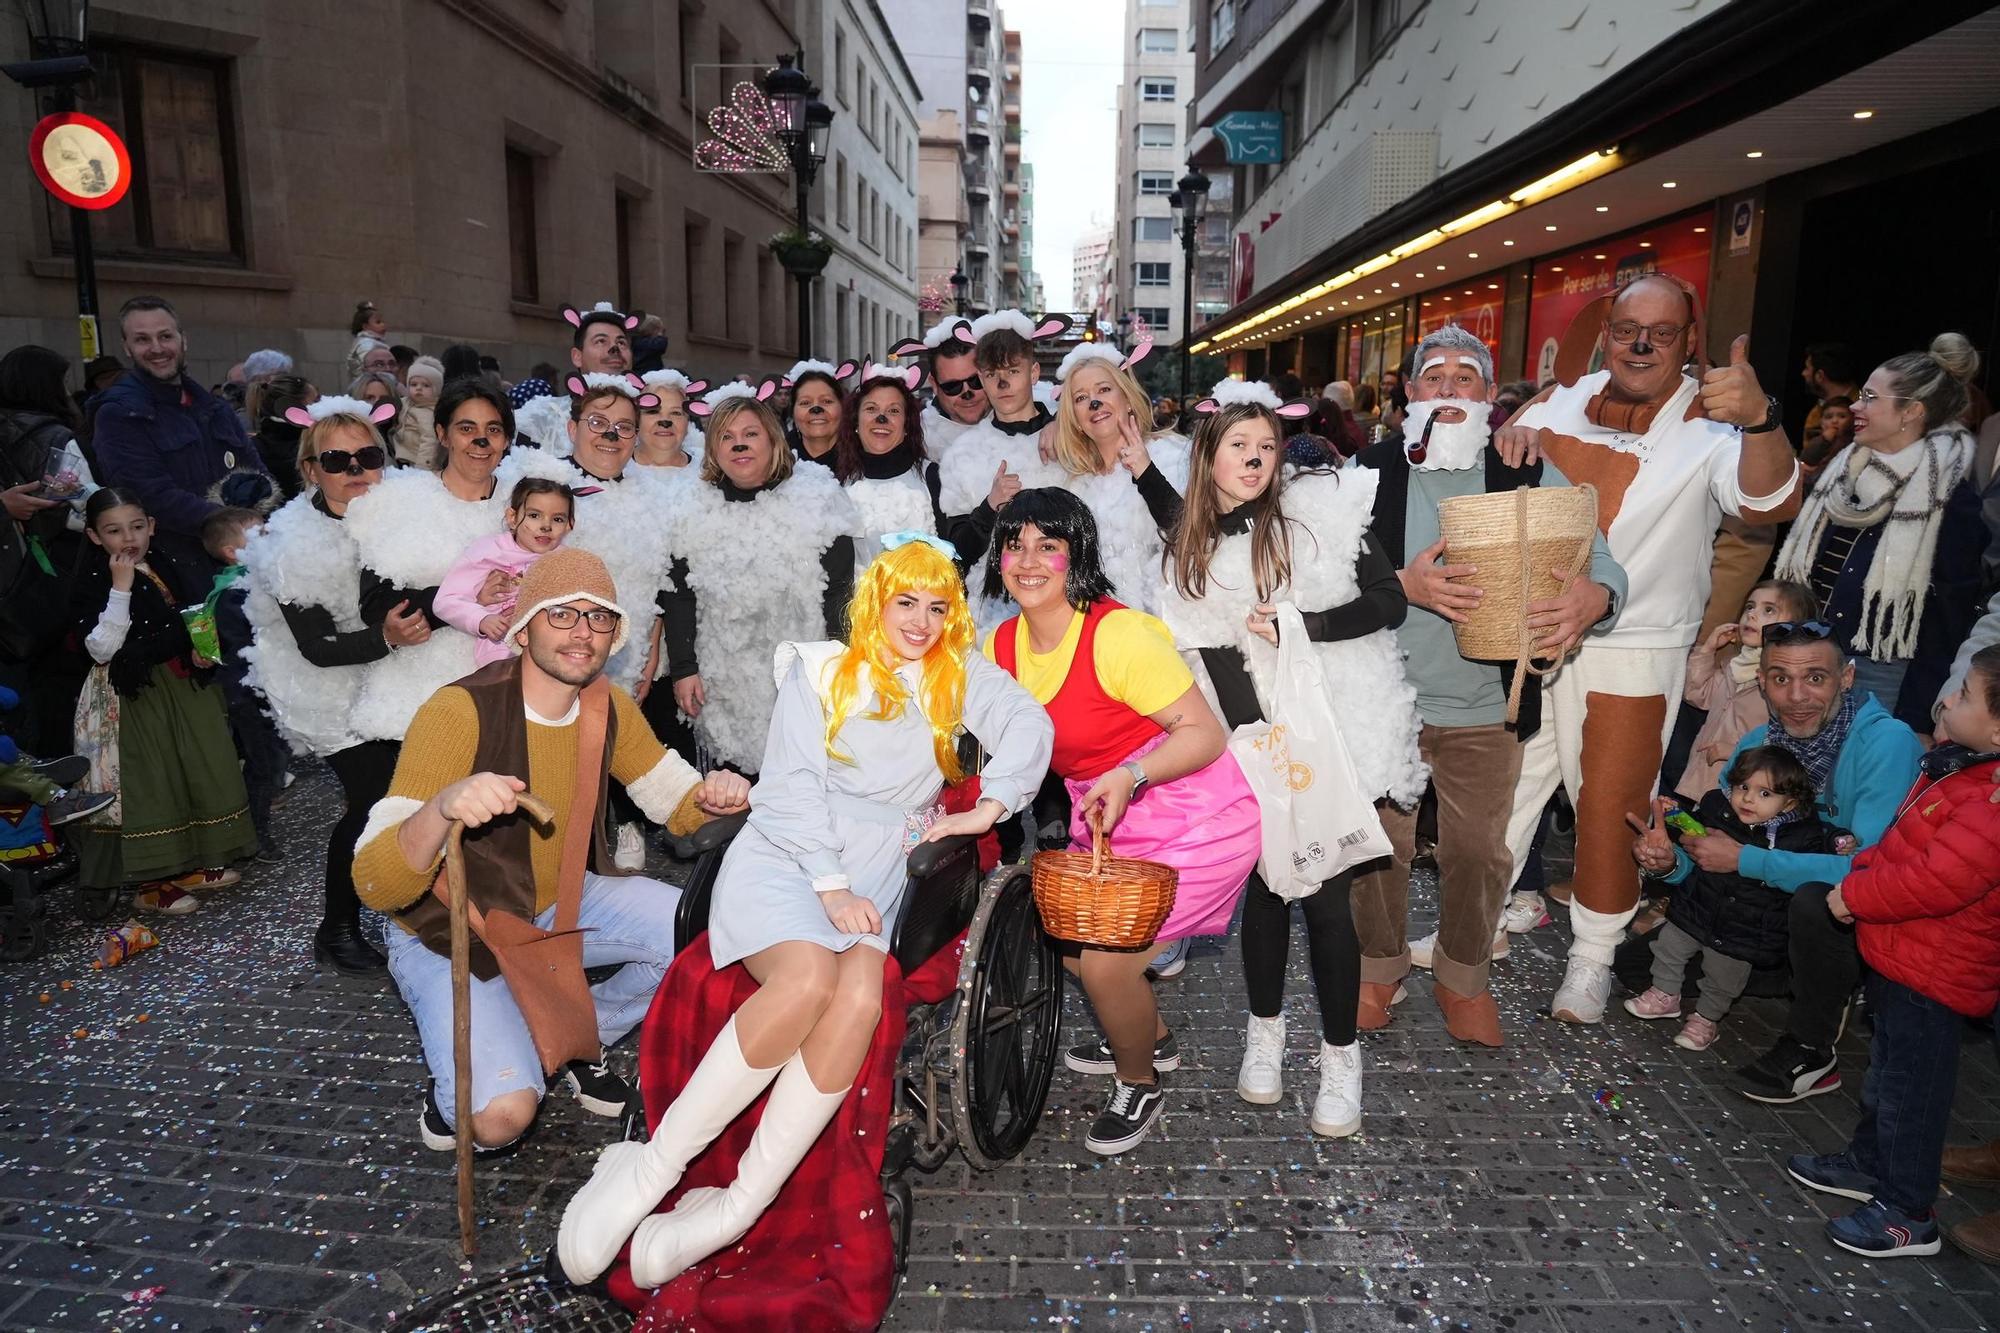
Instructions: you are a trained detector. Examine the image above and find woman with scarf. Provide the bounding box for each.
[833,364,948,566]
[660,384,859,774]
[1774,334,1985,733]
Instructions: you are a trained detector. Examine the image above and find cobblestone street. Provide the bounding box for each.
[4,766,2000,1331]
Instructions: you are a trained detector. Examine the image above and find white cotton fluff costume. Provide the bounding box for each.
[667,385,862,770]
[845,365,940,568]
[514,391,574,451]
[1156,464,1428,808]
[240,491,370,757]
[342,469,507,742]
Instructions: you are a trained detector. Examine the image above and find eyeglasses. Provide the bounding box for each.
[581,413,638,441]
[317,445,386,475]
[542,606,620,633]
[1852,389,1909,406]
[937,374,983,398]
[1606,320,1688,346]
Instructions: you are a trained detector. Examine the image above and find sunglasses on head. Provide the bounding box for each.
[1763,620,1838,647]
[317,445,386,475]
[937,374,983,398]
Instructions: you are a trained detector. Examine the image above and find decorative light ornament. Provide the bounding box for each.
[694,82,788,173]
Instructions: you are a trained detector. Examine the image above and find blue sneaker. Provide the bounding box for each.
[1149,937,1189,978]
[1826,1199,1940,1258]
[1786,1151,1881,1203]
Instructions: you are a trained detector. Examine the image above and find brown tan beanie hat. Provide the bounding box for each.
[506,547,628,655]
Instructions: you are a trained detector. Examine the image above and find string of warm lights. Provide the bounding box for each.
[1189,149,1621,354]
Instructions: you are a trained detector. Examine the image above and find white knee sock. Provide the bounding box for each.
[1567,900,1637,967]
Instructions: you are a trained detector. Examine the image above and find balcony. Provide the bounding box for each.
[966,168,991,200]
[967,239,991,258]
[968,49,992,84]
[968,0,992,23]
[1002,177,1020,196]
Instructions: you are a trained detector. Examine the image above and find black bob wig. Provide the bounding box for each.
[983,486,1116,611]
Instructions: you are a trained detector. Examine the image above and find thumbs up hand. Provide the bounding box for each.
[1698,333,1769,428]
[987,461,1023,510]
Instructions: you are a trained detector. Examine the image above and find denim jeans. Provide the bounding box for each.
[1848,655,1910,719]
[385,870,683,1123]
[1846,972,1965,1215]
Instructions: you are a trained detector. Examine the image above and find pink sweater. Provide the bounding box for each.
[1674,646,1768,799]
[434,530,545,666]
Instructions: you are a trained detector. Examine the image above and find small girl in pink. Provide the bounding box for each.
[434,477,577,665]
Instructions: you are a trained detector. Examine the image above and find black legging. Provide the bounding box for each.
[322,739,402,930]
[1241,869,1361,1045]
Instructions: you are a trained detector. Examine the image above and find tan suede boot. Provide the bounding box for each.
[1941,1138,2000,1187]
[1356,981,1405,1031]
[1434,982,1503,1047]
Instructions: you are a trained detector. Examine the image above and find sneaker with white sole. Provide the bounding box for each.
[1735,1037,1840,1104]
[1310,1041,1362,1138]
[1149,937,1188,978]
[1085,1075,1166,1155]
[1674,1014,1720,1051]
[1237,1014,1285,1105]
[44,789,114,826]
[613,821,646,871]
[1786,1150,1881,1202]
[134,885,199,915]
[1503,892,1551,933]
[1622,987,1683,1020]
[1409,927,1507,971]
[419,1082,525,1158]
[1066,1031,1180,1075]
[561,1050,634,1118]
[1827,1199,1940,1258]
[1551,957,1613,1024]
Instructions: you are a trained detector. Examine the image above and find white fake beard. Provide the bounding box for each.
[1402,398,1491,472]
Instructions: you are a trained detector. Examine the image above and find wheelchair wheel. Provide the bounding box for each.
[73,885,123,923]
[398,1262,631,1331]
[949,864,1060,1169]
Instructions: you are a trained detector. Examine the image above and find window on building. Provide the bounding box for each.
[615,193,635,311]
[724,231,748,342]
[1369,0,1411,55]
[836,154,849,231]
[1137,27,1176,54]
[1136,122,1174,149]
[1135,261,1172,286]
[836,287,850,350]
[1138,171,1175,195]
[1134,216,1172,243]
[684,213,711,336]
[1140,77,1176,102]
[57,43,243,262]
[1210,1,1237,51]
[834,28,848,106]
[1133,306,1171,328]
[677,4,701,102]
[506,148,539,302]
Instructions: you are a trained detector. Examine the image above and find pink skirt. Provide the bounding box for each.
[1063,734,1261,943]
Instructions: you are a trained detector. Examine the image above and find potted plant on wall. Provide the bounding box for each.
[771,227,833,277]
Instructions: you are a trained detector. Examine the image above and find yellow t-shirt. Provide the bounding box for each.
[981,607,1192,717]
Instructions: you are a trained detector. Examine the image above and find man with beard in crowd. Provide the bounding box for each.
[1348,323,1625,1046]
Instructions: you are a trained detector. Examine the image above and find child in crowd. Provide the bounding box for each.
[394,355,445,469]
[1677,581,1819,800]
[201,506,287,863]
[70,488,258,914]
[433,476,576,666]
[1787,643,2000,1258]
[0,688,111,826]
[1626,746,1852,1050]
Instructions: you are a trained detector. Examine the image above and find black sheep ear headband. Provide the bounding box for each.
[686,376,784,418]
[565,371,661,411]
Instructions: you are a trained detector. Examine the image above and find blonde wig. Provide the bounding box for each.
[298,413,390,486]
[699,397,795,488]
[1052,356,1160,477]
[824,540,974,780]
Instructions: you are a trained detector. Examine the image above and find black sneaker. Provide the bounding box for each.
[1786,1150,1881,1203]
[1086,1075,1167,1155]
[44,790,114,826]
[28,754,90,788]
[1065,1030,1180,1075]
[419,1083,525,1157]
[562,1051,632,1117]
[252,842,285,865]
[1735,1037,1840,1104]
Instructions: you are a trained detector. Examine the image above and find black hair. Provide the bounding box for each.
[84,486,149,529]
[1804,342,1864,388]
[349,301,378,335]
[478,355,501,373]
[439,343,484,382]
[1967,644,2000,722]
[983,487,1115,610]
[833,374,927,483]
[1725,744,1817,809]
[974,328,1035,373]
[931,334,975,362]
[506,476,576,524]
[0,344,79,427]
[390,344,417,368]
[434,377,516,448]
[572,308,630,348]
[529,361,561,384]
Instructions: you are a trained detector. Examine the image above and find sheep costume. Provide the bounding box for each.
[498,372,677,693]
[664,382,861,770]
[1154,379,1428,808]
[513,301,642,450]
[635,367,707,478]
[239,396,384,757]
[843,362,947,568]
[903,315,987,462]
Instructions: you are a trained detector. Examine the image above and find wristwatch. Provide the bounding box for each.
[1594,583,1619,626]
[1122,760,1150,798]
[1747,393,1783,435]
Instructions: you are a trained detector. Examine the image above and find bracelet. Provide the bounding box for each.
[811,874,852,895]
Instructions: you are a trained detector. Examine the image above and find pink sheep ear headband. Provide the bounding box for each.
[1191,397,1313,419]
[564,372,657,409]
[284,397,396,428]
[1123,337,1154,370]
[863,362,924,391]
[562,302,640,332]
[1030,314,1073,341]
[687,376,781,418]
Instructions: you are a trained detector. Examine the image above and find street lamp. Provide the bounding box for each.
[1117,312,1132,352]
[949,264,968,317]
[762,52,835,358]
[1170,164,1211,408]
[3,0,100,360]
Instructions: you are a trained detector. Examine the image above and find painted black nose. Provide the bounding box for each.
[1631,338,1655,356]
[730,443,750,453]
[1087,399,1105,412]
[874,413,890,424]
[1244,456,1262,469]
[808,405,826,415]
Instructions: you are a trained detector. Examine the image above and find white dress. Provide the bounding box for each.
[706,643,1053,967]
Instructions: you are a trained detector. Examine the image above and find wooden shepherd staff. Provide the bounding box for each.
[445,790,555,1258]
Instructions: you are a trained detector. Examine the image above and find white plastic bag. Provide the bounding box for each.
[1227,604,1391,899]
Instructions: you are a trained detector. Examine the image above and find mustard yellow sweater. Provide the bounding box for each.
[352,683,705,921]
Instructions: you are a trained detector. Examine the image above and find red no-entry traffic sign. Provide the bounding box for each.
[29,110,131,210]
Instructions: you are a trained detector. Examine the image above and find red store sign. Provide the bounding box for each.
[1523,210,1713,383]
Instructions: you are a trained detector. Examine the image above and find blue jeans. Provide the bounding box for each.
[1846,972,1964,1215]
[1848,655,1909,718]
[385,871,682,1124]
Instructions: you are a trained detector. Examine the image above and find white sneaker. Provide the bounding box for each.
[1150,937,1189,978]
[1550,957,1614,1024]
[614,821,645,871]
[1503,892,1550,933]
[1236,1014,1285,1105]
[1409,927,1507,971]
[1310,1041,1362,1138]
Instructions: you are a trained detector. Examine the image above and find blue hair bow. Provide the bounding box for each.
[881,531,959,561]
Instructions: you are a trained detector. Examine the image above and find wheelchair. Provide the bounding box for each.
[662,809,1063,1271]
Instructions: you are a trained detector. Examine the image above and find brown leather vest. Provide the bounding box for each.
[394,656,623,977]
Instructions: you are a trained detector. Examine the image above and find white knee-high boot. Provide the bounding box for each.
[556,1017,784,1284]
[627,1052,849,1289]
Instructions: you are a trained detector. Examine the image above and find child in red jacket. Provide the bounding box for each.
[1784,644,2000,1258]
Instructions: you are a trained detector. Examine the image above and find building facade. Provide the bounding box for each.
[801,0,923,360]
[0,0,844,390]
[998,26,1028,309]
[1185,0,2000,428]
[1112,0,1194,342]
[1073,227,1112,312]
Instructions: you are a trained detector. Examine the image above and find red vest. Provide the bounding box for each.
[994,599,1161,782]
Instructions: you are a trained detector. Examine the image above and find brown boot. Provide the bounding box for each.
[1546,881,1576,906]
[1947,1211,2000,1265]
[1941,1138,2000,1187]
[1434,982,1503,1047]
[1357,981,1405,1031]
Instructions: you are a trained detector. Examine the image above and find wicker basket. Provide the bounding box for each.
[1437,483,1599,719]
[1031,826,1177,949]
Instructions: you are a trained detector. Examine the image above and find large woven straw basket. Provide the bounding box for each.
[1031,825,1177,949]
[1437,483,1599,721]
